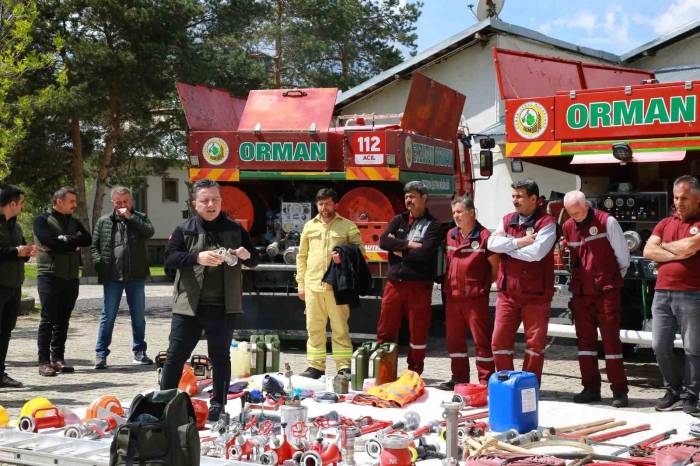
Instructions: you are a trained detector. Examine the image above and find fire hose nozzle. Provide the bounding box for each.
[388,411,421,432]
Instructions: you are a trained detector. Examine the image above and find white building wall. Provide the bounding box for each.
[88,167,189,240]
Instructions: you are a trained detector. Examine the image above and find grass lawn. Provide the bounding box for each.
[24,264,166,279]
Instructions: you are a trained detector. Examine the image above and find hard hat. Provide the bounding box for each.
[179,364,198,396]
[17,397,53,426]
[0,405,8,428]
[85,395,124,421]
[190,399,208,430]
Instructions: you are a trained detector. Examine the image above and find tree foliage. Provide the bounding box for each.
[1,0,422,273]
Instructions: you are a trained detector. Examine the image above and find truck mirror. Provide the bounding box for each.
[479,150,493,177]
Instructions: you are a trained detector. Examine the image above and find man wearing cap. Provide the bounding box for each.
[562,190,630,408]
[440,195,498,390]
[377,181,441,374]
[487,179,558,383]
[644,175,700,415]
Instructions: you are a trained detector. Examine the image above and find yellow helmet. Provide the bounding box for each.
[17,397,53,426]
[0,405,9,428]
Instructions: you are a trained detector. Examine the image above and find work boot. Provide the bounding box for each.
[133,351,154,365]
[337,368,351,377]
[207,405,223,422]
[0,373,23,388]
[655,389,683,411]
[94,356,107,370]
[437,379,457,391]
[611,392,629,408]
[51,360,75,373]
[573,387,601,403]
[683,394,700,416]
[299,367,324,379]
[38,363,57,377]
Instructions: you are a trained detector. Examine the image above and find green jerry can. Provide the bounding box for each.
[370,342,398,386]
[264,334,280,373]
[249,335,266,375]
[351,341,378,391]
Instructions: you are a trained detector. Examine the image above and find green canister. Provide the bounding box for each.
[249,334,266,375]
[351,341,377,391]
[264,334,280,373]
[371,342,398,385]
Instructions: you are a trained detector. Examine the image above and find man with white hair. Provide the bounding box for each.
[562,190,630,408]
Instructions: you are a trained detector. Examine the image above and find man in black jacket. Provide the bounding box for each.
[377,181,441,374]
[91,186,155,369]
[33,187,92,376]
[0,185,35,387]
[161,179,257,422]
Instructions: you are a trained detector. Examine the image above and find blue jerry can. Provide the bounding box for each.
[488,370,539,433]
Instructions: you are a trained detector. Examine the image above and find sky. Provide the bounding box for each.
[413,0,700,56]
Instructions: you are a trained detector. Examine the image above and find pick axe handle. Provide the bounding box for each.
[550,418,616,434]
[571,420,627,436]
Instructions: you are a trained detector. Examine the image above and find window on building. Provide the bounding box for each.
[162,178,179,203]
[133,185,148,213]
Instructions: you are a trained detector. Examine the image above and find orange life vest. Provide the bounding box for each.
[353,370,425,408]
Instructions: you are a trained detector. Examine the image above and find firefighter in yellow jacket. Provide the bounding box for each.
[296,188,364,379]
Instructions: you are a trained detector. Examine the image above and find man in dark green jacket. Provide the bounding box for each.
[91,186,154,369]
[161,179,257,422]
[33,187,91,377]
[0,185,35,387]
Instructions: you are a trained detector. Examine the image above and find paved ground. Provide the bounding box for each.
[1,283,666,421]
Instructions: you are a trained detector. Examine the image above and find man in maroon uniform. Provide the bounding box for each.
[439,195,499,390]
[644,175,700,415]
[487,179,557,383]
[562,190,630,408]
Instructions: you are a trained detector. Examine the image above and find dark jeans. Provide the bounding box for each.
[652,290,700,397]
[0,287,21,375]
[160,307,235,407]
[37,276,79,364]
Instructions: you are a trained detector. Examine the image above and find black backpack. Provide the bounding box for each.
[110,389,200,466]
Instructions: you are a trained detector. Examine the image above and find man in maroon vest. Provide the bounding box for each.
[440,195,499,390]
[644,175,700,415]
[562,190,630,408]
[487,179,557,383]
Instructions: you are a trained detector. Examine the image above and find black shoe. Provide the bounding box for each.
[133,351,154,365]
[0,373,23,388]
[337,368,351,376]
[51,360,75,373]
[655,389,683,411]
[684,395,700,415]
[299,367,324,379]
[94,356,107,370]
[611,392,629,408]
[437,379,457,391]
[207,405,223,422]
[573,387,601,404]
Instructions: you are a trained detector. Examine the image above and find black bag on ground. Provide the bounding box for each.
[109,389,200,466]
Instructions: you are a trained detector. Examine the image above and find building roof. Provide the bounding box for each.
[336,17,700,109]
[336,17,618,108]
[621,19,700,62]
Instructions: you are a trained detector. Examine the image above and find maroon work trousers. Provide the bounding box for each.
[492,292,550,383]
[570,290,628,394]
[377,280,432,374]
[445,295,494,384]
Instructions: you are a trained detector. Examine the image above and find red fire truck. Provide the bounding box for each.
[494,48,700,331]
[176,74,482,338]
